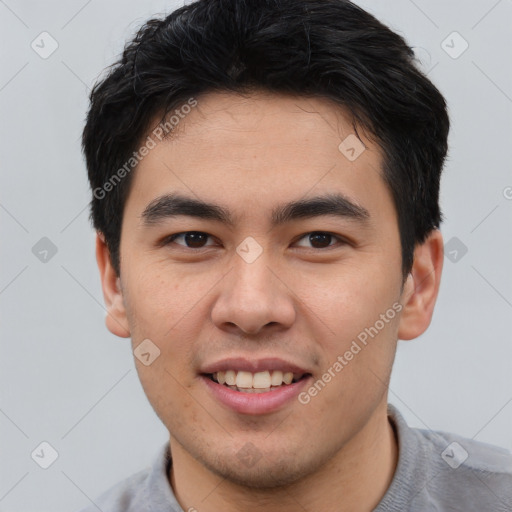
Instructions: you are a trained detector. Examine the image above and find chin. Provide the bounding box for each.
[202,451,320,489]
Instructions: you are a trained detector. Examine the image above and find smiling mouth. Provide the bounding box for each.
[205,370,311,393]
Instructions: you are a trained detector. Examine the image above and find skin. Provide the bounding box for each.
[96,90,443,512]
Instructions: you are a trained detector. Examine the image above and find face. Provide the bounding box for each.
[99,90,437,488]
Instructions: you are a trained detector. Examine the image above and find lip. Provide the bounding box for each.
[199,357,309,375]
[201,374,312,415]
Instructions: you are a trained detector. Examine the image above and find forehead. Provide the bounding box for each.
[158,90,368,159]
[126,90,393,225]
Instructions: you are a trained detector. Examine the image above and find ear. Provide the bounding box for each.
[398,229,444,340]
[95,232,131,338]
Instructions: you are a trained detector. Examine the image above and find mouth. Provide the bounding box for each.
[204,370,311,394]
[199,357,313,414]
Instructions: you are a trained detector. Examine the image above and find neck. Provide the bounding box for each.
[169,401,398,512]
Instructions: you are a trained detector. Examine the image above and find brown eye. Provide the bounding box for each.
[308,232,333,248]
[166,231,214,248]
[295,231,342,249]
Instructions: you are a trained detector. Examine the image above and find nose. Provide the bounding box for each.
[210,251,296,336]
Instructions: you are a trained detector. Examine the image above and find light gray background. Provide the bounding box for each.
[1,1,511,511]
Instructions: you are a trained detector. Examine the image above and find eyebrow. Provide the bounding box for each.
[140,192,370,227]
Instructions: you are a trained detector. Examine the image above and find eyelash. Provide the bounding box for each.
[161,231,348,250]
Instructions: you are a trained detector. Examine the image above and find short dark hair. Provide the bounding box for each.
[83,0,449,278]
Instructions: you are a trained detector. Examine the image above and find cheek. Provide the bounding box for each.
[123,266,213,391]
[292,263,399,344]
[292,265,401,405]
[124,263,216,336]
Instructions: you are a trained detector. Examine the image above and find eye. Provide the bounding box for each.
[164,231,217,248]
[161,230,347,251]
[294,231,345,249]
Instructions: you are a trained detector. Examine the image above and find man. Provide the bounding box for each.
[79,0,512,510]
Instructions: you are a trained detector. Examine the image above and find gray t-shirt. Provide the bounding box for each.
[77,404,512,511]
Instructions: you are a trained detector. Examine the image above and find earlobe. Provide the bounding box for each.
[397,230,444,341]
[95,232,131,338]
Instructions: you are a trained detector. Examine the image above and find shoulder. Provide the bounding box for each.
[76,466,151,512]
[419,426,512,476]
[378,404,512,511]
[75,442,175,512]
[406,413,512,509]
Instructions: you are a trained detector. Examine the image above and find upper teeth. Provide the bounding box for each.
[213,370,297,388]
